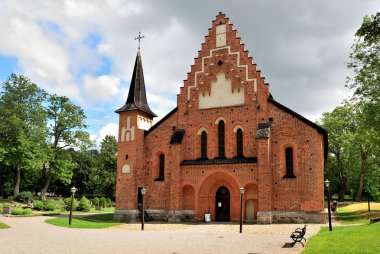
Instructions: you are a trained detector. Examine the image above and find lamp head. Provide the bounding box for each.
[324,180,330,188]
[70,186,77,194]
[240,187,245,194]
[141,187,146,195]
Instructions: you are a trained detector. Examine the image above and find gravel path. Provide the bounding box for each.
[0,215,323,254]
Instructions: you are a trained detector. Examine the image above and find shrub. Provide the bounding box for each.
[23,208,33,215]
[55,199,66,211]
[107,198,112,207]
[93,197,100,206]
[45,201,56,211]
[64,198,78,211]
[99,197,107,207]
[15,191,36,203]
[33,201,44,211]
[77,196,91,212]
[11,207,32,215]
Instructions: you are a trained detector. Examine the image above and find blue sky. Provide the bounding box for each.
[0,0,379,147]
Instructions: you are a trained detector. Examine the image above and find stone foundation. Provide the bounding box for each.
[114,209,195,222]
[257,211,326,224]
[113,209,140,222]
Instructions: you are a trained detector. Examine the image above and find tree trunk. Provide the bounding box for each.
[357,156,366,201]
[338,188,345,202]
[13,165,21,198]
[40,175,51,201]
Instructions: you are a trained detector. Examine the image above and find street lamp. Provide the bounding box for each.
[239,187,245,234]
[141,187,146,231]
[324,180,332,231]
[69,186,77,225]
[351,189,354,204]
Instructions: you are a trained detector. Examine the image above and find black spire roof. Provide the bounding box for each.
[115,50,157,117]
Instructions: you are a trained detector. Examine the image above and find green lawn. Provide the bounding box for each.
[82,213,114,221]
[303,202,380,253]
[303,223,380,254]
[0,222,10,229]
[45,214,122,229]
[60,207,115,214]
[336,202,380,224]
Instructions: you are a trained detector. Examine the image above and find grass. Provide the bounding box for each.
[60,207,115,214]
[303,223,380,254]
[0,222,11,229]
[335,202,380,224]
[45,213,122,229]
[82,213,114,221]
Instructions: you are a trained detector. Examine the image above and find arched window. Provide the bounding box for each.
[236,129,243,157]
[159,154,165,180]
[284,147,295,177]
[218,120,225,158]
[201,131,207,159]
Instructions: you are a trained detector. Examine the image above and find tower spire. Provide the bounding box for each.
[115,50,157,117]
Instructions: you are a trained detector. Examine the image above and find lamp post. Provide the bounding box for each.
[325,180,332,231]
[366,188,371,212]
[141,187,146,231]
[351,189,354,204]
[69,186,77,225]
[239,187,245,234]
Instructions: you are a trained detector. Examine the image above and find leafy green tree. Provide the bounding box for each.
[319,103,380,201]
[347,13,380,130]
[0,74,47,197]
[70,149,98,196]
[89,135,117,198]
[40,95,92,199]
[318,104,359,201]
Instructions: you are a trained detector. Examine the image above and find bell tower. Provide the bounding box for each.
[114,49,156,221]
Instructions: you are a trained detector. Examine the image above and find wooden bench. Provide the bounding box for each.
[290,225,307,247]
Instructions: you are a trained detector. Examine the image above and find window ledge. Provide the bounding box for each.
[154,177,165,181]
[283,175,296,179]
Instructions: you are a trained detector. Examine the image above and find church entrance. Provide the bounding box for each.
[215,186,230,221]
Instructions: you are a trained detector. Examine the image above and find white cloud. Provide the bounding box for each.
[0,0,378,138]
[83,74,121,104]
[92,122,119,148]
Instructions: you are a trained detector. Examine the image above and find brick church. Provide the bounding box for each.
[114,13,327,224]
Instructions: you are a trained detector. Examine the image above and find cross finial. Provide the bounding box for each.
[135,31,144,50]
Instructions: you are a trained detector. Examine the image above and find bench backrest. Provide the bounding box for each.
[300,225,307,236]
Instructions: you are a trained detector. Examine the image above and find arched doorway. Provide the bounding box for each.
[215,186,230,221]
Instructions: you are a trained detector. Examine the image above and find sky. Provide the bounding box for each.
[0,0,379,147]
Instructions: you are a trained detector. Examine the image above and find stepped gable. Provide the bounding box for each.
[178,12,269,110]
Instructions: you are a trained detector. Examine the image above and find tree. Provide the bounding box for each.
[319,103,380,201]
[89,135,117,197]
[0,74,47,197]
[318,104,359,201]
[70,148,98,196]
[347,13,380,130]
[40,95,92,199]
[346,12,380,201]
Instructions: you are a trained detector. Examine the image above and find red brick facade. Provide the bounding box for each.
[115,13,327,224]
